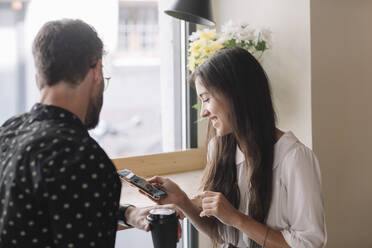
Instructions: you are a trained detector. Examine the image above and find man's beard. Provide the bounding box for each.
[85,91,103,130]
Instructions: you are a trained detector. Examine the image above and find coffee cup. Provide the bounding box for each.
[146,208,179,248]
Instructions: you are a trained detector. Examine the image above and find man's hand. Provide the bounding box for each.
[125,204,184,242]
[125,206,152,231]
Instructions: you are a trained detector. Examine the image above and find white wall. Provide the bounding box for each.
[197,0,372,247]
[212,0,312,148]
[311,0,372,247]
[197,0,312,246]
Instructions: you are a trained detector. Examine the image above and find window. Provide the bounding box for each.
[0,0,183,158]
[90,1,166,158]
[0,0,186,247]
[118,1,158,52]
[0,1,27,124]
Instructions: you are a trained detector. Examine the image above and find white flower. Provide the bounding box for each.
[187,20,272,72]
[260,28,273,48]
[237,28,255,42]
[221,20,239,39]
[221,20,234,34]
[260,28,272,41]
[189,30,201,41]
[220,21,257,44]
[203,28,217,34]
[217,34,230,44]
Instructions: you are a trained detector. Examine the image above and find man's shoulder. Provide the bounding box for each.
[20,123,107,162]
[32,126,103,156]
[0,112,28,130]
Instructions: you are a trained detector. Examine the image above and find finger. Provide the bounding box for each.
[176,210,185,219]
[193,194,203,200]
[145,223,150,232]
[152,182,162,188]
[201,196,217,205]
[201,202,216,211]
[200,209,215,218]
[148,176,164,184]
[136,220,146,231]
[152,183,166,192]
[203,191,220,197]
[197,191,218,199]
[140,220,150,232]
[177,220,182,242]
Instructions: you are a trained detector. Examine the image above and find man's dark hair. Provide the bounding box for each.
[32,19,104,88]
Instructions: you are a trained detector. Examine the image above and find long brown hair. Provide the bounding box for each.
[190,47,276,247]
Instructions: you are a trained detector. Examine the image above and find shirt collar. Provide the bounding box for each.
[30,103,87,131]
[235,131,299,169]
[235,145,245,165]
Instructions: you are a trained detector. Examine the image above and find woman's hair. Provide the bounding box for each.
[190,47,276,247]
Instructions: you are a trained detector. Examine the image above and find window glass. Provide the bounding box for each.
[92,1,163,157]
[0,0,181,158]
[0,0,182,247]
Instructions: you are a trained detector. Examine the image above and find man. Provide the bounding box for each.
[0,19,153,247]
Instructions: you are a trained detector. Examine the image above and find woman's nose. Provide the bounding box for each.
[200,106,209,118]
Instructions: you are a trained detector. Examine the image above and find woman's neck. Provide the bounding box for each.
[275,128,285,142]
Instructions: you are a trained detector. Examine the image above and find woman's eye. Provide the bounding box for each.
[202,98,210,103]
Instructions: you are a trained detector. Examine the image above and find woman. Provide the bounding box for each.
[149,47,326,248]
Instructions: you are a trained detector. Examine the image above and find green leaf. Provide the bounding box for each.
[256,41,267,51]
[192,103,201,110]
[224,39,238,47]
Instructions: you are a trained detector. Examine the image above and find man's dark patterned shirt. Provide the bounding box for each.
[0,103,121,247]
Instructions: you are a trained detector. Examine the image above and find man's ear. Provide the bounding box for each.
[92,59,102,82]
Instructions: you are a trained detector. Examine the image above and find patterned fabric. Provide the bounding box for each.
[0,103,121,248]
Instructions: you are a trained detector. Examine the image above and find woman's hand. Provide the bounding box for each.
[195,191,242,227]
[147,176,189,207]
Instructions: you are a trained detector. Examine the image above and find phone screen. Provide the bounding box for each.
[118,169,166,200]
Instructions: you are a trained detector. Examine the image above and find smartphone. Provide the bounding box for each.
[118,169,167,200]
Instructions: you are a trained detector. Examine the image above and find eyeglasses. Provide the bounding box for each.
[103,75,111,91]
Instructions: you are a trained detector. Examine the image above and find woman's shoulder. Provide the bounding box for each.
[274,131,319,173]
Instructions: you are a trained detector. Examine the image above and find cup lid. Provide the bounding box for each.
[149,209,175,215]
[146,208,178,222]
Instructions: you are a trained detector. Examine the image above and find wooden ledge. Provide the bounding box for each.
[112,148,206,177]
